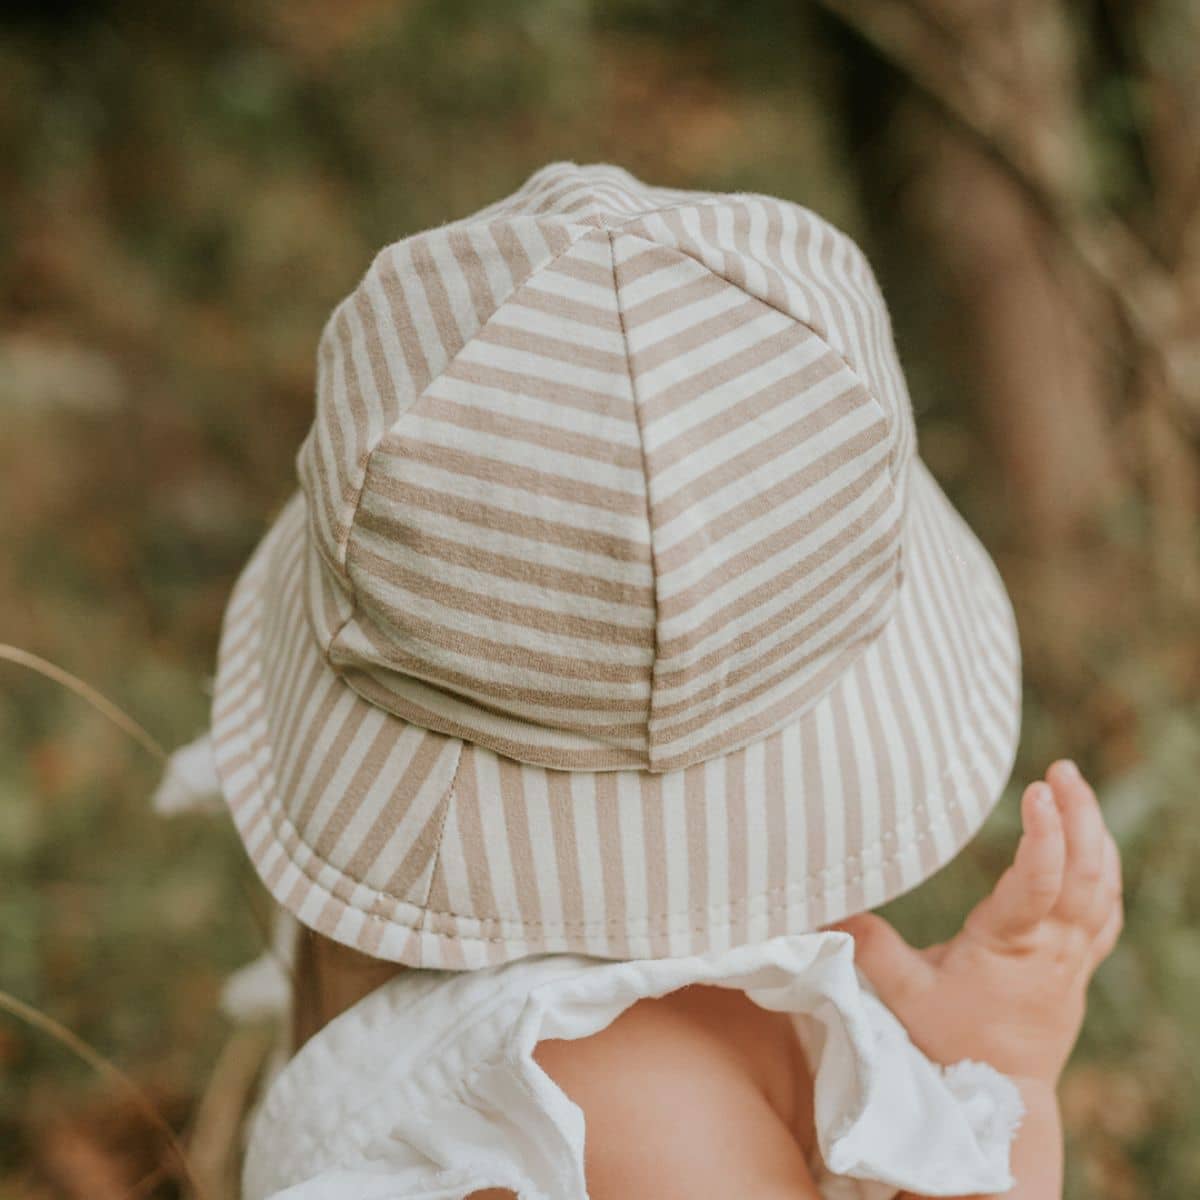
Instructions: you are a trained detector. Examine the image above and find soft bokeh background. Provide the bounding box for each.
[2,1,1198,1196]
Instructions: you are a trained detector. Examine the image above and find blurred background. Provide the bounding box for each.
[1,1,1198,1196]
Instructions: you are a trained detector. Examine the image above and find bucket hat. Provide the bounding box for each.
[211,160,1021,969]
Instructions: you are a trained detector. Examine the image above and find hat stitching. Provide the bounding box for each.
[210,169,1021,963]
[215,463,1015,946]
[228,669,1005,937]
[606,225,661,766]
[311,218,604,588]
[216,468,1020,942]
[217,470,1016,941]
[325,666,648,771]
[315,220,609,711]
[235,745,996,943]
[611,222,901,488]
[610,225,909,746]
[320,221,905,772]
[316,189,890,587]
[303,172,889,584]
[415,746,467,926]
[218,569,1017,949]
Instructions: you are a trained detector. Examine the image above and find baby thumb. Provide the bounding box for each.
[829,912,932,1016]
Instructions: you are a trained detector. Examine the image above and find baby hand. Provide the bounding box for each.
[834,760,1122,1087]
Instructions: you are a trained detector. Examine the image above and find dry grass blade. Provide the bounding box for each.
[186,1026,275,1199]
[0,644,166,761]
[1,641,279,1193]
[0,989,205,1200]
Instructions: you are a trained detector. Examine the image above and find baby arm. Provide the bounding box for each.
[532,987,824,1198]
[836,760,1124,1200]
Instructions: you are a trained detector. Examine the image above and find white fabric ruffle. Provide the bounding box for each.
[151,732,224,815]
[240,932,1022,1200]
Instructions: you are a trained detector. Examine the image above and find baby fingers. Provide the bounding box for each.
[966,781,1065,943]
[1048,760,1114,936]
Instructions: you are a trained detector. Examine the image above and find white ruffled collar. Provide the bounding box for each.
[237,931,1022,1200]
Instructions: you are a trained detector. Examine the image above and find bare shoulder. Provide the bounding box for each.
[528,984,819,1200]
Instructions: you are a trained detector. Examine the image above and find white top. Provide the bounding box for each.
[236,931,1023,1200]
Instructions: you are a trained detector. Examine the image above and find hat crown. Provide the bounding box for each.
[296,162,916,772]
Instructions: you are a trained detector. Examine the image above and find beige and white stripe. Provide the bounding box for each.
[210,161,1022,968]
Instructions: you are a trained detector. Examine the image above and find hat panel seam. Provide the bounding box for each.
[614,202,914,699]
[416,738,467,924]
[228,591,1012,938]
[611,223,901,491]
[215,465,1018,948]
[631,193,910,477]
[606,226,661,767]
[303,189,889,588]
[607,227,903,768]
[222,477,1004,946]
[314,217,607,592]
[235,722,1004,942]
[325,220,614,680]
[312,194,892,660]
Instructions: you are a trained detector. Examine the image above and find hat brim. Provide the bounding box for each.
[211,456,1020,968]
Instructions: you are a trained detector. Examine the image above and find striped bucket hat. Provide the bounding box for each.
[211,160,1021,969]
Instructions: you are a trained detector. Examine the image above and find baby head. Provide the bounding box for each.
[211,162,1020,1003]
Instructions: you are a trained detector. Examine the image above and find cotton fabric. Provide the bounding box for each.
[237,931,1023,1200]
[209,162,1021,970]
